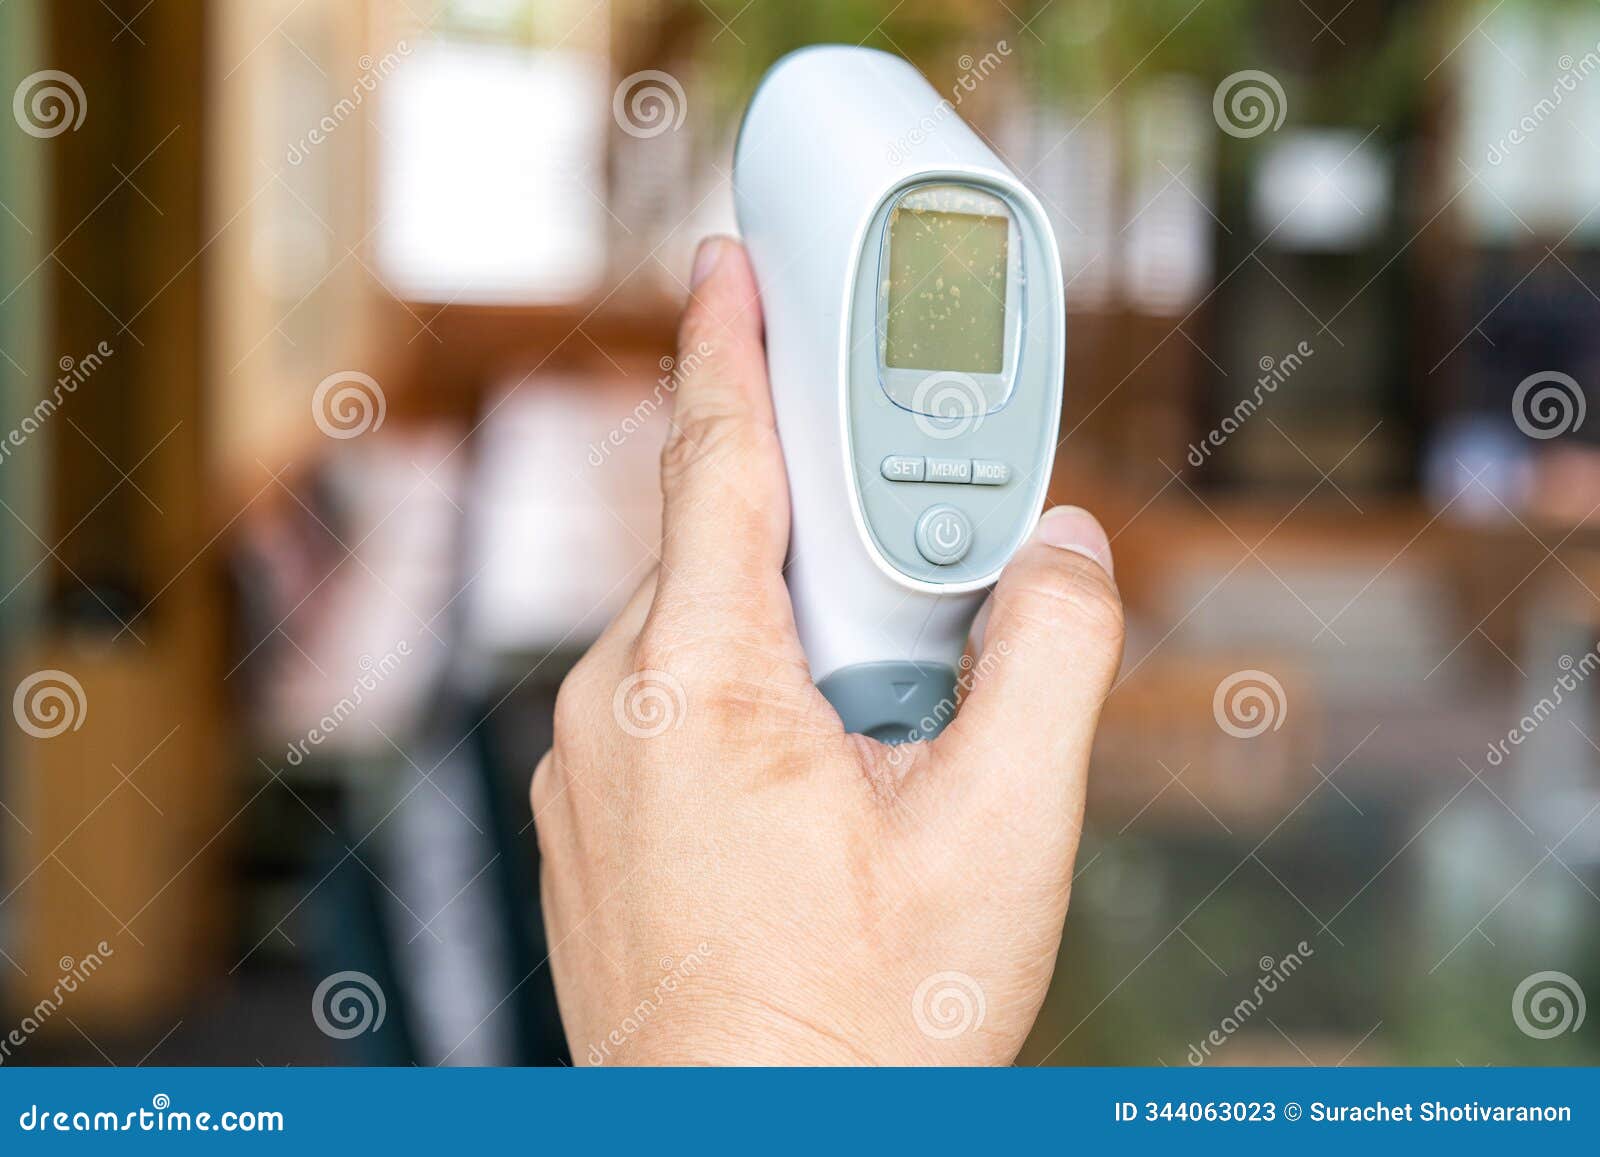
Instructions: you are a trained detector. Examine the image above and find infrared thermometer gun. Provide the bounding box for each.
[733,46,1065,742]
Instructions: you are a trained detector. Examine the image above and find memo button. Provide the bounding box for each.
[915,504,973,566]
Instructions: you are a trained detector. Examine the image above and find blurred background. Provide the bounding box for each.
[1,0,1598,1066]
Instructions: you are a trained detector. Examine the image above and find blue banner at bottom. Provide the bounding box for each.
[1,1066,1594,1152]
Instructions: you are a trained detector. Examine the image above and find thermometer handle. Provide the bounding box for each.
[788,549,985,743]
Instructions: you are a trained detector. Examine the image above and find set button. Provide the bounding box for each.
[880,455,1011,486]
[880,454,924,481]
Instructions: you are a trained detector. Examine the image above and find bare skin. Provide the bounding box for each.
[531,237,1124,1065]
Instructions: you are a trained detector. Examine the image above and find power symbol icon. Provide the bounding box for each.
[914,505,972,566]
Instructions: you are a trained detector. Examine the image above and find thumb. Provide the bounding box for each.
[931,506,1124,798]
[653,236,790,621]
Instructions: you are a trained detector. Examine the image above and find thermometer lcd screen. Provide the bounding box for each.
[884,208,1009,374]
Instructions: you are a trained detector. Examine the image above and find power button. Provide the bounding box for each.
[914,504,973,566]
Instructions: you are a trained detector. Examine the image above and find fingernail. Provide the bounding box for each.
[1036,505,1114,577]
[690,238,723,289]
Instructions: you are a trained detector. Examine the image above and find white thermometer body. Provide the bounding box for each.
[733,46,1065,741]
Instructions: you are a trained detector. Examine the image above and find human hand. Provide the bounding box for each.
[530,237,1123,1065]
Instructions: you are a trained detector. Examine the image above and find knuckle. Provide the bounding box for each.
[552,658,600,739]
[676,305,724,364]
[1011,557,1126,647]
[529,750,557,816]
[659,403,754,487]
